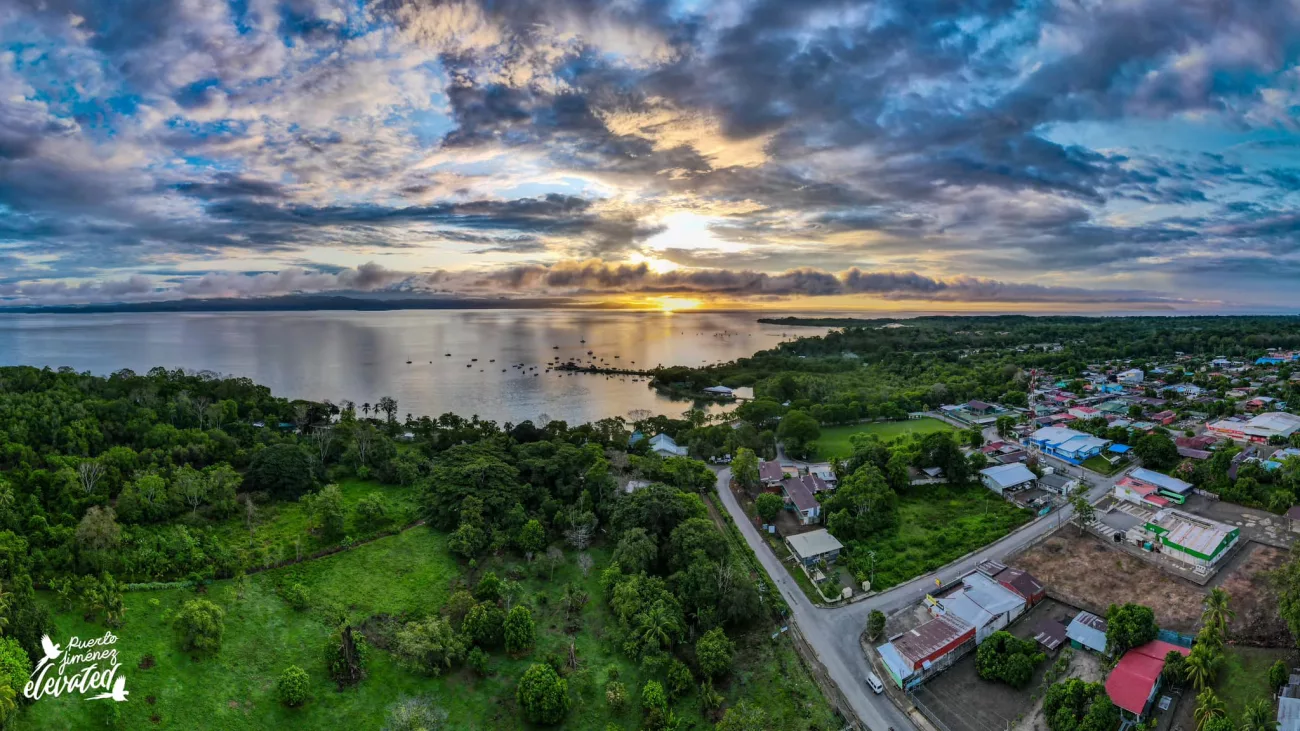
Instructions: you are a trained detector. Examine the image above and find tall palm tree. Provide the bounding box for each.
[1186,645,1222,692]
[638,601,677,652]
[1241,699,1278,731]
[1202,588,1235,636]
[361,402,371,418]
[1194,689,1226,731]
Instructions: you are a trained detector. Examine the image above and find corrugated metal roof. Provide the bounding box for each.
[1128,468,1192,494]
[1066,611,1108,653]
[889,615,973,666]
[786,529,843,559]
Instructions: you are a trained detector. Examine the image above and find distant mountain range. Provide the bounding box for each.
[0,294,581,314]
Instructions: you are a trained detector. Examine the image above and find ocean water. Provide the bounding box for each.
[0,310,829,425]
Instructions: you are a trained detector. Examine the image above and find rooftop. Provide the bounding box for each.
[1126,468,1193,494]
[888,614,974,666]
[1106,640,1190,715]
[786,529,844,559]
[782,477,819,513]
[979,463,1038,489]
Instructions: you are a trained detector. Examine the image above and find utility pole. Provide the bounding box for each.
[866,549,876,589]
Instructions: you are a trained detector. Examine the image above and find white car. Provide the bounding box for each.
[866,672,884,694]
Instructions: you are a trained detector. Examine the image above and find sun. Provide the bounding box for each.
[654,296,703,312]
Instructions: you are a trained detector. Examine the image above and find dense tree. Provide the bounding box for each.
[516,519,546,558]
[1106,603,1158,656]
[306,484,346,540]
[867,610,887,642]
[174,598,225,654]
[976,631,1045,688]
[324,625,368,688]
[248,444,317,500]
[474,572,503,602]
[462,603,506,648]
[354,492,390,531]
[614,484,710,544]
[394,616,465,675]
[516,663,570,725]
[1163,650,1187,686]
[421,446,524,530]
[504,605,536,654]
[732,448,759,490]
[825,464,898,542]
[0,638,31,729]
[696,628,734,678]
[777,410,821,460]
[1135,432,1179,471]
[715,700,768,731]
[755,492,783,524]
[1043,679,1120,731]
[1270,659,1290,692]
[667,518,729,572]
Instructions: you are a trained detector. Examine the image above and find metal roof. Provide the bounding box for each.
[1128,468,1192,494]
[782,477,819,512]
[1151,508,1236,558]
[1066,611,1108,653]
[980,463,1037,489]
[786,529,844,559]
[888,614,973,666]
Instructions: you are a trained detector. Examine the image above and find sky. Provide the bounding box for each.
[3,0,1300,312]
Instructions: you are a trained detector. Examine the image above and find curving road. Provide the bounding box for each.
[714,459,1127,731]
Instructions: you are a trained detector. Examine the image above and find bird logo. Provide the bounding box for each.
[87,676,129,702]
[32,635,61,676]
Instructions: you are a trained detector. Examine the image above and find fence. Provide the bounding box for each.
[1157,629,1195,648]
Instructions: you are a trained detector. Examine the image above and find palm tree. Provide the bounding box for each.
[0,579,11,635]
[1241,699,1278,731]
[0,683,15,721]
[361,402,371,418]
[1186,645,1221,692]
[1202,587,1235,636]
[1194,689,1226,731]
[638,601,677,652]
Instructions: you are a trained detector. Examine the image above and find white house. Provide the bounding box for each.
[979,464,1038,495]
[703,385,734,396]
[1117,369,1145,385]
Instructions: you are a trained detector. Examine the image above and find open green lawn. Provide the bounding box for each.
[1217,646,1291,719]
[841,485,1031,590]
[812,418,953,460]
[19,527,837,730]
[1080,456,1125,476]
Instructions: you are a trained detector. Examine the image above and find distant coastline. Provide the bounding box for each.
[0,294,576,315]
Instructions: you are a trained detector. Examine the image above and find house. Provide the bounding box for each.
[1068,406,1100,420]
[648,433,688,457]
[703,385,734,396]
[967,400,996,415]
[758,460,786,486]
[1177,447,1212,461]
[1208,412,1300,444]
[1106,640,1191,721]
[975,560,1047,605]
[1246,396,1284,412]
[1038,472,1078,495]
[927,572,1027,643]
[979,464,1038,495]
[1114,468,1194,507]
[1066,611,1108,654]
[786,529,844,568]
[781,477,821,525]
[1150,410,1176,425]
[1279,674,1300,731]
[1028,427,1112,463]
[1126,505,1240,569]
[809,466,838,489]
[1117,369,1145,385]
[623,479,652,494]
[1176,435,1218,450]
[877,614,975,688]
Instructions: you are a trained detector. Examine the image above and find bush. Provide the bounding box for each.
[282,582,310,611]
[504,604,536,654]
[695,628,734,678]
[666,658,693,699]
[606,680,627,711]
[277,665,310,707]
[354,492,390,531]
[1270,659,1289,691]
[517,663,571,725]
[755,493,784,523]
[474,572,503,602]
[467,646,489,676]
[0,637,32,728]
[976,631,1045,688]
[383,696,449,731]
[1043,679,1119,731]
[173,598,224,654]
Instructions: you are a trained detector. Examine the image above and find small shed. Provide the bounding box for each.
[1032,618,1069,652]
[1066,611,1109,654]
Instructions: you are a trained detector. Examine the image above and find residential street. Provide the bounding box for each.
[713,462,1129,731]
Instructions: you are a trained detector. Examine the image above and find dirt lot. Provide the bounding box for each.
[1012,530,1290,644]
[912,599,1103,731]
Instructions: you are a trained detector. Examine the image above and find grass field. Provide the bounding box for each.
[1217,646,1290,719]
[812,418,953,460]
[1080,456,1125,476]
[206,478,423,569]
[19,526,836,730]
[841,484,1031,590]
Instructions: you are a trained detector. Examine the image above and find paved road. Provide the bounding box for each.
[714,460,1129,731]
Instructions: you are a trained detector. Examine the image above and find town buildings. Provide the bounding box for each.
[1027,427,1111,463]
[978,464,1038,495]
[1207,412,1300,443]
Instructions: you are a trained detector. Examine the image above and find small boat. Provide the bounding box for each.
[445,353,451,357]
[553,346,559,349]
[406,360,412,364]
[489,359,495,363]
[471,358,477,362]
[502,369,506,372]
[466,364,471,368]
[580,338,586,343]
[586,350,593,355]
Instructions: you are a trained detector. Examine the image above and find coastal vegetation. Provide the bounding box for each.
[0,365,837,729]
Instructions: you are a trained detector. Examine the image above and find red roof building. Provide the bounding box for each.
[1106,640,1190,719]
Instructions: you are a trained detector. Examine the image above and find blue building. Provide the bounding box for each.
[1028,427,1111,464]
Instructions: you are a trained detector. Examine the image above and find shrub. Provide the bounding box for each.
[976,631,1045,688]
[605,680,627,711]
[695,627,734,679]
[277,665,310,707]
[1270,659,1289,691]
[462,603,505,648]
[467,646,489,676]
[1043,679,1119,731]
[443,590,477,629]
[173,598,224,654]
[0,638,32,728]
[666,658,693,699]
[383,696,449,731]
[354,493,390,531]
[504,605,536,654]
[282,583,310,611]
[755,493,784,523]
[474,572,503,602]
[516,663,570,725]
